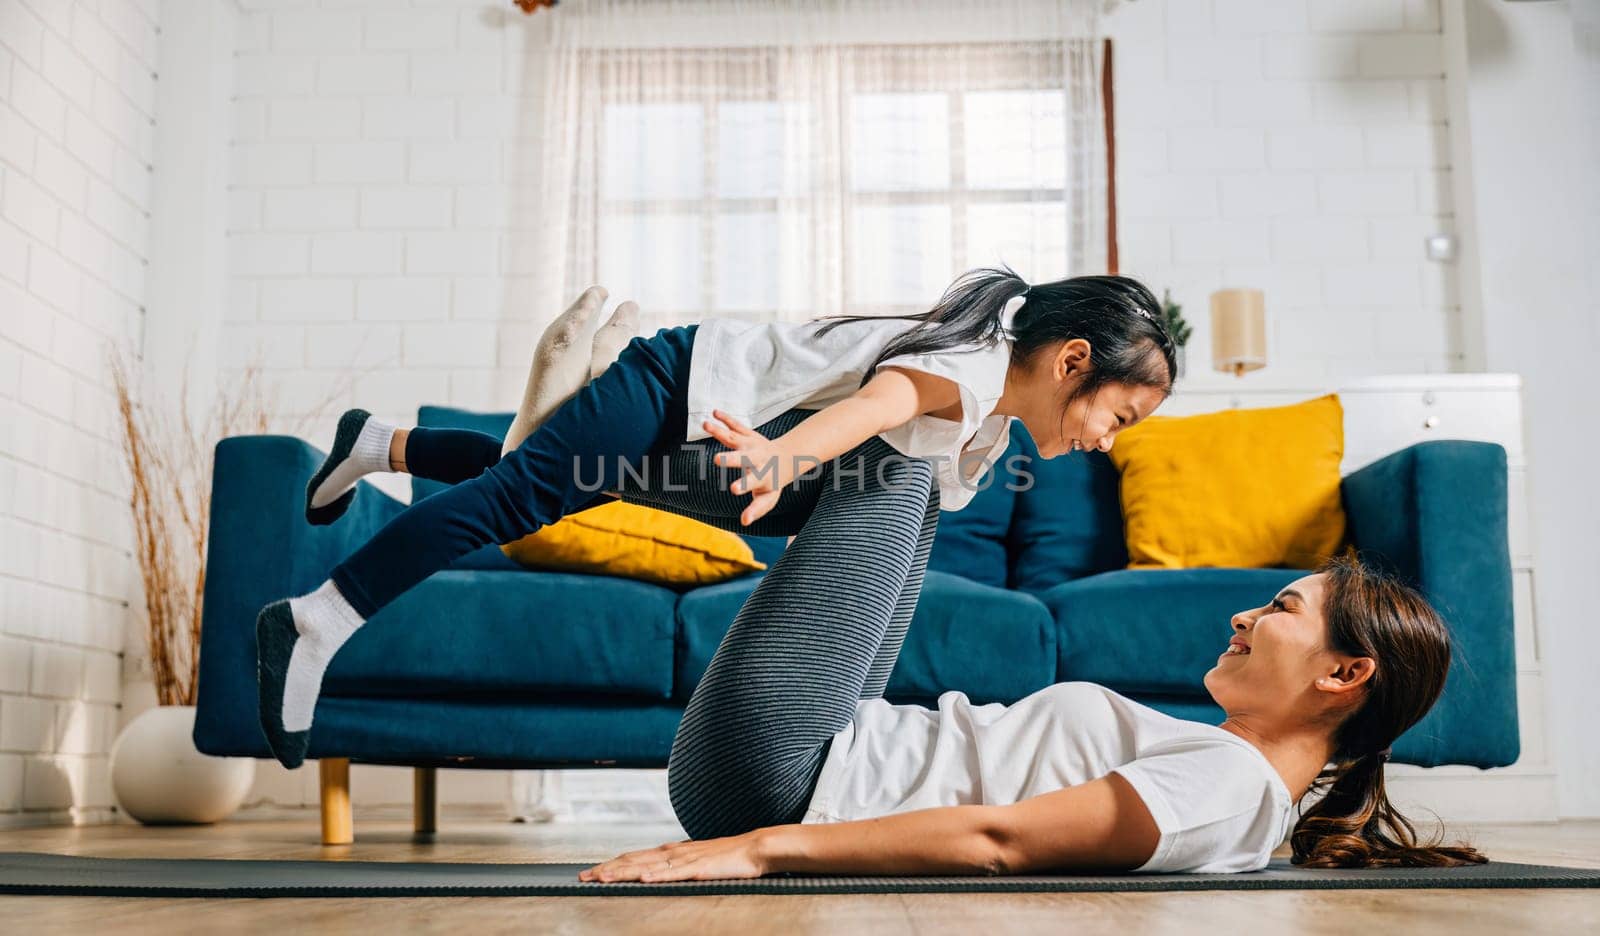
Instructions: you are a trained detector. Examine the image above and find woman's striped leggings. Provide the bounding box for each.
[340,326,939,839]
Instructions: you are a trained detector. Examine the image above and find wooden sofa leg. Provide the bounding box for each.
[414,766,438,837]
[319,758,353,846]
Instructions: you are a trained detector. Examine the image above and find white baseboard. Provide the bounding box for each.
[0,806,118,829]
[1384,767,1560,824]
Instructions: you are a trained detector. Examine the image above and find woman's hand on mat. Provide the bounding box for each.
[578,831,768,882]
[704,408,795,526]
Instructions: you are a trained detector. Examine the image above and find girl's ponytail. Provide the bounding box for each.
[811,264,1030,388]
[810,263,1176,396]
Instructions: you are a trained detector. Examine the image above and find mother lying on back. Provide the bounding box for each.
[582,557,1487,881]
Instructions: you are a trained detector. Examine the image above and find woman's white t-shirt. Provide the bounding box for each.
[685,316,1014,511]
[800,682,1295,874]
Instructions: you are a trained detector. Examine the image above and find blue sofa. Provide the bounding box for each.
[194,406,1519,837]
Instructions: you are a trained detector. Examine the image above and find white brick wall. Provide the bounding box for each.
[1111,0,1460,379]
[0,0,161,826]
[224,0,530,444]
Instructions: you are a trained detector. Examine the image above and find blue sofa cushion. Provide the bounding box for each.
[1007,424,1129,591]
[675,569,1056,704]
[925,427,1020,588]
[1041,567,1306,694]
[323,570,679,699]
[414,405,787,568]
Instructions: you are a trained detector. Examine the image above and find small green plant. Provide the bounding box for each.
[1160,289,1192,347]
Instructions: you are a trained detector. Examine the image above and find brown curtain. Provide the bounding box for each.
[1102,37,1117,275]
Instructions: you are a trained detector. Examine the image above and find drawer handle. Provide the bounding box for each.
[1423,415,1441,429]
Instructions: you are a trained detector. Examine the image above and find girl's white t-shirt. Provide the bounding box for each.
[800,682,1295,874]
[685,316,1014,511]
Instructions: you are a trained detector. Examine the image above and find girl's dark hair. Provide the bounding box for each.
[809,265,1176,438]
[1291,555,1488,869]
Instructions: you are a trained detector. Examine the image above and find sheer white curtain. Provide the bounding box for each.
[512,0,1114,335]
[505,0,1115,822]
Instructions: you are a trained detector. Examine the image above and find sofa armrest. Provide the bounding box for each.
[193,434,405,757]
[1340,440,1518,768]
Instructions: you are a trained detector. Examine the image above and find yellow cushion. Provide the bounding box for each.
[1107,393,1347,569]
[499,500,766,587]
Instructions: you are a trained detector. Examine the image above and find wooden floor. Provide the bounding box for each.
[2,811,1597,935]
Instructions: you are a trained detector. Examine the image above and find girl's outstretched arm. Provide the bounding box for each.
[704,367,961,524]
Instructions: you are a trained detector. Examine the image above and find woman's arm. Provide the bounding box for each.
[703,366,960,525]
[759,774,1160,876]
[578,775,1160,882]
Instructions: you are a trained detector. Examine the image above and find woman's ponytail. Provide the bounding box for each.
[1290,557,1488,869]
[1291,751,1483,868]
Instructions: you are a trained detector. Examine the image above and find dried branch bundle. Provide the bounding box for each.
[108,345,351,706]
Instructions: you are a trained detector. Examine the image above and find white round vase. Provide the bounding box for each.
[109,705,255,825]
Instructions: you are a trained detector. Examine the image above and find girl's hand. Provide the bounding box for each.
[577,830,769,883]
[703,409,804,526]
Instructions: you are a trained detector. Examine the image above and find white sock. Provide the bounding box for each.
[282,580,366,732]
[309,415,396,509]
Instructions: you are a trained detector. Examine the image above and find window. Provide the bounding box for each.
[586,42,1079,327]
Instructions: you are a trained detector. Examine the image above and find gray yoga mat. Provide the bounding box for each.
[2,852,1598,896]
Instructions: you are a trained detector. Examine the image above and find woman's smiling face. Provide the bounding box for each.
[1204,573,1377,725]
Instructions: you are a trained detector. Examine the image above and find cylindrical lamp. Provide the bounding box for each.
[1210,288,1266,377]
